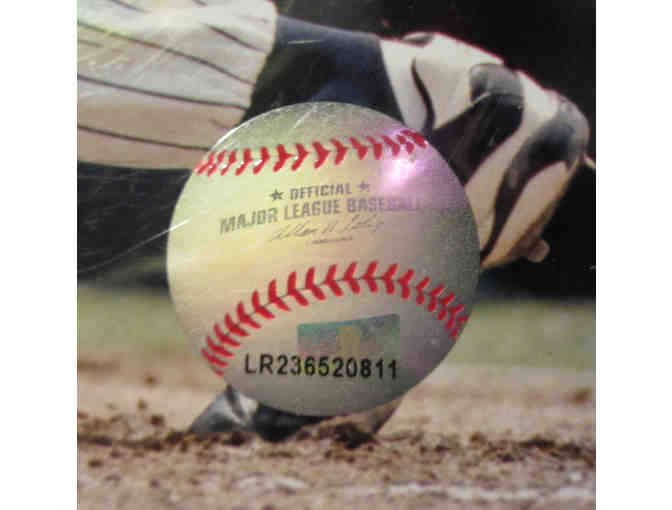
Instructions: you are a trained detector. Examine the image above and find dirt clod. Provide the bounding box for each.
[149,414,165,426]
[144,374,158,386]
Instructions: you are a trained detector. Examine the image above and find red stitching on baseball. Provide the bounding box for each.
[193,129,428,177]
[202,345,229,367]
[382,135,401,156]
[437,293,456,320]
[415,277,430,305]
[274,145,291,172]
[343,262,360,294]
[293,144,309,171]
[253,147,270,174]
[362,261,378,292]
[201,262,470,374]
[324,265,343,296]
[305,267,326,300]
[331,139,348,165]
[225,313,248,337]
[252,290,275,319]
[428,285,445,313]
[350,137,368,159]
[237,149,254,175]
[196,152,215,175]
[207,335,235,357]
[396,134,414,153]
[398,269,415,300]
[214,324,241,347]
[222,150,237,175]
[381,264,398,295]
[402,129,428,148]
[268,279,291,311]
[451,314,470,340]
[444,304,465,331]
[367,136,384,159]
[287,271,310,306]
[313,142,331,168]
[214,151,228,176]
[237,302,261,329]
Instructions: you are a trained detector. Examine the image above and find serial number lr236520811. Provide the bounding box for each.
[244,354,398,379]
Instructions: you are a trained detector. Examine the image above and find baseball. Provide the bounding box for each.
[167,102,479,416]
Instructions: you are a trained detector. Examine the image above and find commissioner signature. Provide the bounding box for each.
[267,214,385,243]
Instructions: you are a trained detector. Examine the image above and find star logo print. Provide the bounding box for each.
[358,181,371,192]
[270,189,283,201]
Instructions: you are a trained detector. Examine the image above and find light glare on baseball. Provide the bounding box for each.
[167,102,479,416]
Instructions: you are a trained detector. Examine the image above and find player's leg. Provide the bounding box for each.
[188,386,402,441]
[381,33,592,268]
[188,386,324,442]
[77,0,278,276]
[77,0,277,170]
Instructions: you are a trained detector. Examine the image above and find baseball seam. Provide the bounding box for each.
[193,129,428,177]
[201,261,470,373]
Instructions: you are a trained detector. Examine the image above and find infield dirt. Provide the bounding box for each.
[78,286,595,509]
[78,355,594,509]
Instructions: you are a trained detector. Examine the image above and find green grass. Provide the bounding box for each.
[450,299,595,371]
[77,285,595,371]
[77,284,192,359]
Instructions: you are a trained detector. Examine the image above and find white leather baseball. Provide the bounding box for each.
[167,103,479,416]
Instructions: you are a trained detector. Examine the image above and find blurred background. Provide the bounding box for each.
[78,0,595,299]
[78,0,595,371]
